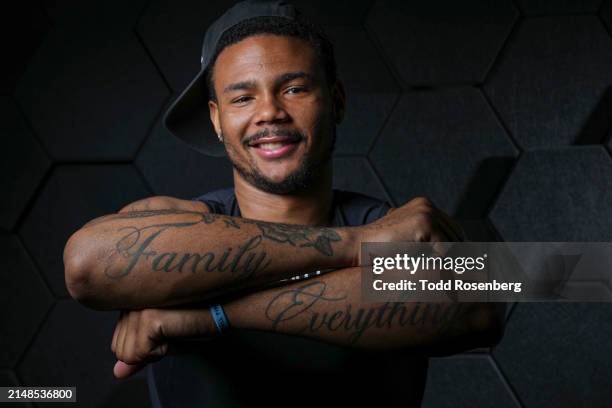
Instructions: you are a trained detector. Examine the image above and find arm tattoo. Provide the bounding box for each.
[115,209,342,255]
[265,281,466,345]
[102,209,342,281]
[243,220,341,256]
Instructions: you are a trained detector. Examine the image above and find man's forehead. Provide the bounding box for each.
[215,34,318,76]
[222,71,313,94]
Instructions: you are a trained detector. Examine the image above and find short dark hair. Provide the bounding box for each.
[206,16,337,102]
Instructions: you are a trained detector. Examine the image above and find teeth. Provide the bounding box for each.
[258,142,285,150]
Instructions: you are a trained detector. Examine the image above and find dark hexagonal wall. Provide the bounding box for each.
[485,16,612,149]
[0,97,51,231]
[490,147,612,242]
[0,234,53,369]
[17,300,150,407]
[0,370,19,386]
[422,355,520,408]
[15,18,169,161]
[1,2,49,95]
[515,0,603,15]
[19,165,151,297]
[135,117,234,198]
[458,219,503,242]
[43,0,147,27]
[494,303,612,408]
[4,1,612,407]
[291,0,373,27]
[366,0,518,85]
[137,0,236,93]
[329,26,400,155]
[603,0,612,33]
[332,157,390,203]
[370,87,518,218]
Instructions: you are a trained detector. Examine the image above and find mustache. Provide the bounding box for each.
[242,128,305,145]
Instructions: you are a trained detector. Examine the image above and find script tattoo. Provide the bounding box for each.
[100,209,343,279]
[104,211,269,280]
[265,281,465,344]
[245,220,341,256]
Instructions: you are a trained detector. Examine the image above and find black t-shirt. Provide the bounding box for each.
[148,188,428,408]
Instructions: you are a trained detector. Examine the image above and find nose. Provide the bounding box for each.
[253,94,289,125]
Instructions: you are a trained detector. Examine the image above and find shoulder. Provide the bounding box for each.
[192,187,236,215]
[119,195,210,213]
[192,187,235,203]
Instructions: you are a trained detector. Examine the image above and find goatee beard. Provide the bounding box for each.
[226,128,336,195]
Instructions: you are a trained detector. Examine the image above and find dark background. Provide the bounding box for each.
[2,0,612,407]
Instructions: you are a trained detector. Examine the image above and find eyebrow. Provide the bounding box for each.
[222,71,313,94]
[223,80,257,94]
[275,71,312,86]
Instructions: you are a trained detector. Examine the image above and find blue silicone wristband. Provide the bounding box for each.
[209,304,231,335]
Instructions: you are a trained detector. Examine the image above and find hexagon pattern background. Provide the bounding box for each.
[2,0,611,407]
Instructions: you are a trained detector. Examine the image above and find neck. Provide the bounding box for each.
[233,163,334,226]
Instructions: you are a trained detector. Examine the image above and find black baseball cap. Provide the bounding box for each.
[163,0,301,157]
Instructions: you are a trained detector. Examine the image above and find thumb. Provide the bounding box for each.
[113,360,145,379]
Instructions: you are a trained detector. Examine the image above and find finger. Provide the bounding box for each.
[113,360,145,379]
[116,311,129,361]
[111,310,124,354]
[122,309,140,363]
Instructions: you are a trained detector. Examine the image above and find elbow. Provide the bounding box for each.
[63,229,109,310]
[64,229,90,299]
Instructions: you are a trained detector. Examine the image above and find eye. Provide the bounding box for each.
[285,86,306,95]
[232,95,253,104]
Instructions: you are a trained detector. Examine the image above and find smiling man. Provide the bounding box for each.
[63,1,505,407]
[210,33,339,199]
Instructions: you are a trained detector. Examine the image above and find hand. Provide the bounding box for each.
[111,307,216,379]
[360,196,466,245]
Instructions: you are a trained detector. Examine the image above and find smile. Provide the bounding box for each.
[247,135,302,159]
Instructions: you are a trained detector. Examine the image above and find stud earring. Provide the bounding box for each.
[217,132,224,143]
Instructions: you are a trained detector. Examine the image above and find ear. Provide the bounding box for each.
[331,80,346,124]
[208,100,221,136]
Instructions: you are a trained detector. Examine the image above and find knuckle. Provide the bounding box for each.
[133,335,145,353]
[140,309,158,329]
[123,352,139,365]
[413,211,433,229]
[122,342,143,365]
[412,196,433,208]
[143,312,163,335]
[141,308,158,323]
[414,230,431,242]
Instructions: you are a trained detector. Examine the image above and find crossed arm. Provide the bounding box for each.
[64,195,505,378]
[64,196,358,310]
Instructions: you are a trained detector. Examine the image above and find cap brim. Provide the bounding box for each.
[163,68,226,157]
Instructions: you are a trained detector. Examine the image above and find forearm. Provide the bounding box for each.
[224,267,505,353]
[64,209,358,310]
